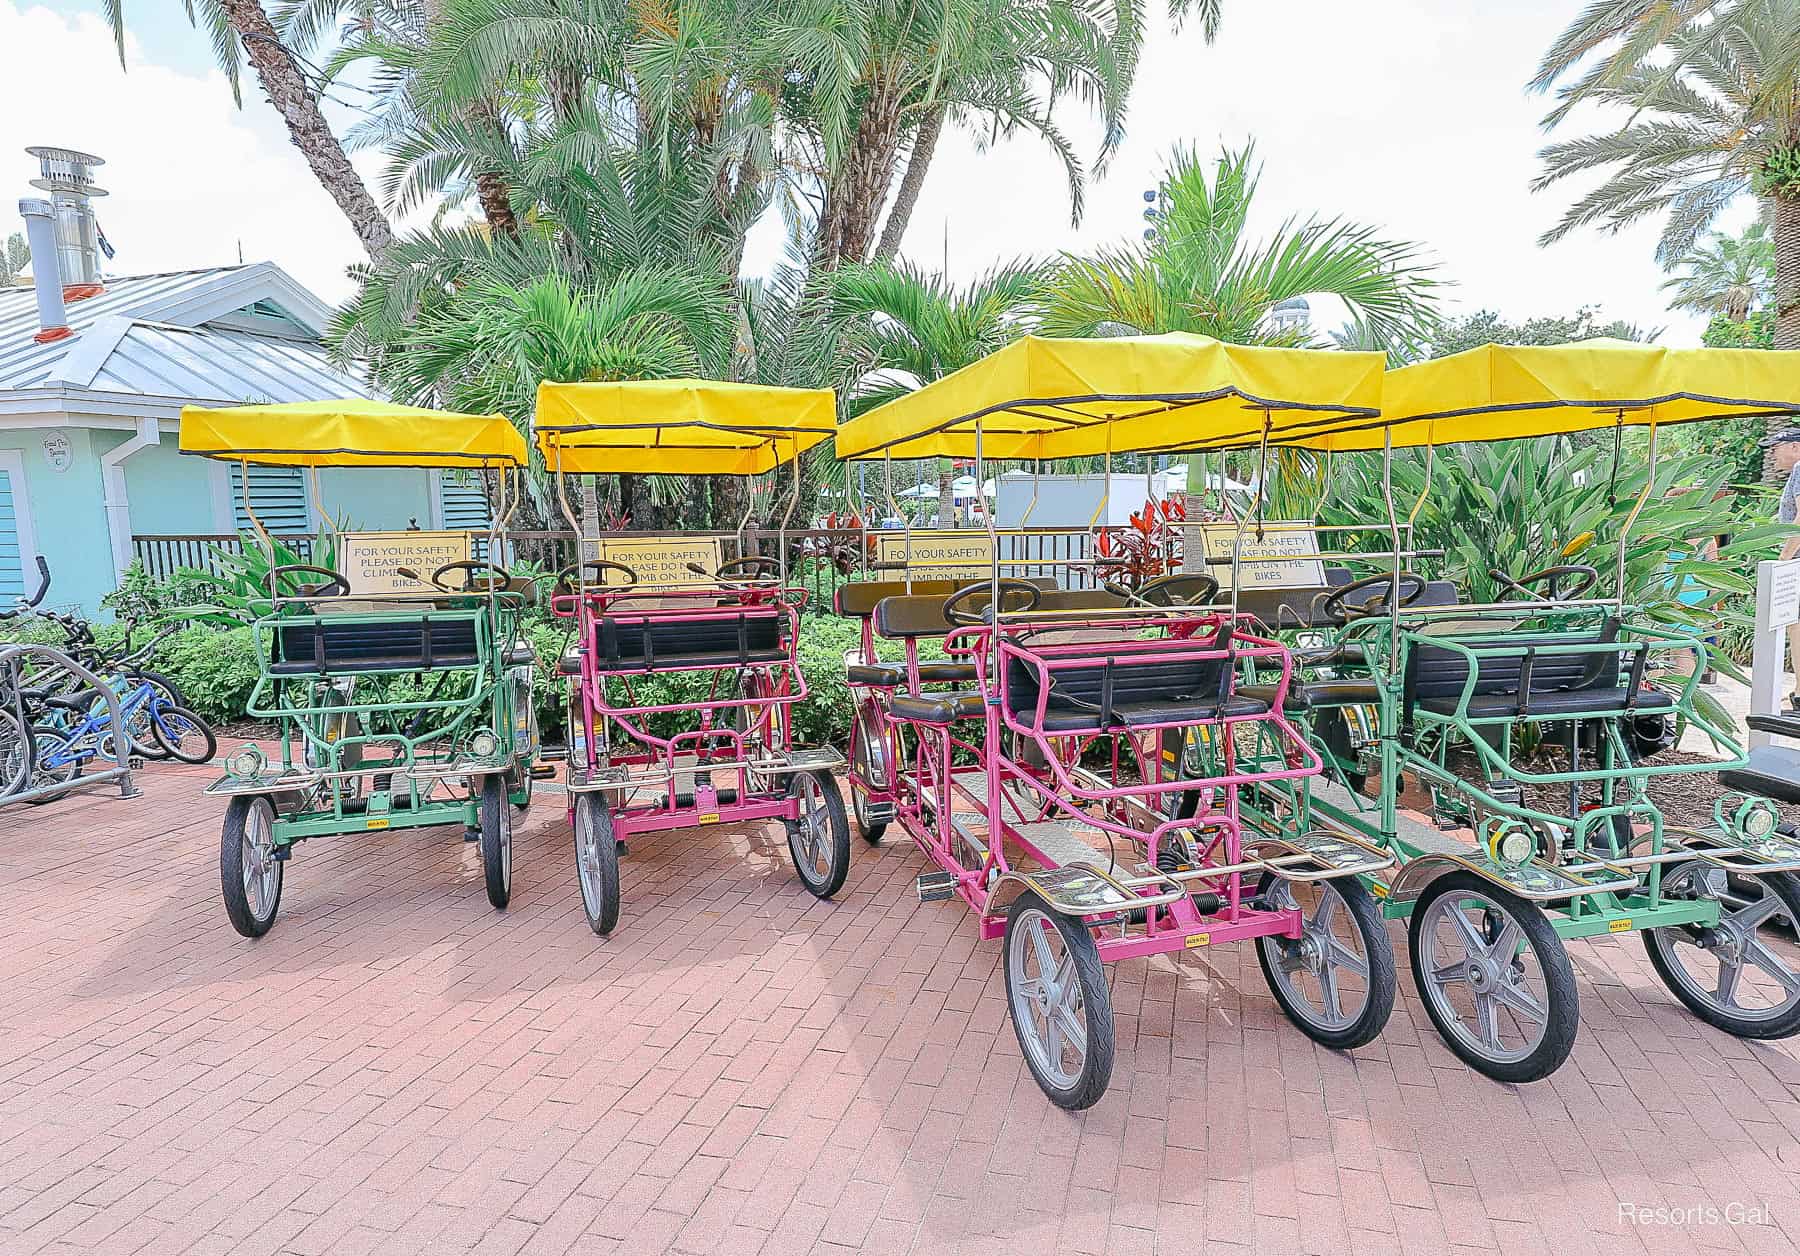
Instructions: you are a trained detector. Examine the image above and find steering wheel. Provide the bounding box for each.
[1490,563,1598,603]
[708,555,785,584]
[1318,572,1427,626]
[416,560,513,594]
[272,564,349,598]
[555,559,639,590]
[942,579,1042,627]
[1106,572,1220,608]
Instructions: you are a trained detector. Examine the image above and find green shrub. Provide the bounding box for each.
[150,626,261,725]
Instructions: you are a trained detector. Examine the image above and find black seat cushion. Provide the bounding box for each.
[1239,679,1381,712]
[1004,624,1255,732]
[272,615,480,674]
[1405,619,1649,719]
[595,610,785,671]
[1720,744,1800,806]
[1419,686,1673,719]
[504,642,536,668]
[890,691,987,723]
[847,660,976,686]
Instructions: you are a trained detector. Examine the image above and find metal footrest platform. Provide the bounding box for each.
[568,764,675,793]
[204,769,322,797]
[1012,819,1106,870]
[744,747,846,776]
[1657,827,1800,874]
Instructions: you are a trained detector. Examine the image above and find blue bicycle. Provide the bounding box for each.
[27,665,215,800]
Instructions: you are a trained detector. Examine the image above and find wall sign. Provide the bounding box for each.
[339,530,471,594]
[874,530,995,583]
[1189,522,1326,589]
[595,536,726,587]
[41,430,71,473]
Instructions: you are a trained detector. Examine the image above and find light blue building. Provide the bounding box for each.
[1,148,485,615]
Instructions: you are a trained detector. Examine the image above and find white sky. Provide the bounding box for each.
[2,1,1738,344]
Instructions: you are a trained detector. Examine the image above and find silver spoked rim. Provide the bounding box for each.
[1417,889,1553,1065]
[576,803,602,916]
[790,775,830,885]
[1259,880,1371,1032]
[1652,865,1800,1023]
[1008,908,1089,1092]
[242,802,279,922]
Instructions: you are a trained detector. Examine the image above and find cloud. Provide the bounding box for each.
[0,1,366,304]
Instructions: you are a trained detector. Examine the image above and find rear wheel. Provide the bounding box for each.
[849,706,889,844]
[1004,892,1113,1109]
[1408,872,1577,1082]
[0,710,31,798]
[1254,874,1395,1050]
[786,771,850,898]
[574,791,620,935]
[152,705,216,764]
[479,775,512,909]
[23,724,74,804]
[221,796,282,938]
[1644,865,1800,1038]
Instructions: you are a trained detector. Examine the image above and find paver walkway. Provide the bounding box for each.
[2,764,1799,1255]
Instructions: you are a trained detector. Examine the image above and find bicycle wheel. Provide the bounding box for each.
[24,724,80,804]
[0,709,34,798]
[153,705,217,765]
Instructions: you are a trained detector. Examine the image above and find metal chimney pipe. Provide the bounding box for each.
[18,197,68,343]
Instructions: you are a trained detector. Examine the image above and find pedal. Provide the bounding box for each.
[537,745,569,762]
[916,871,957,902]
[1487,781,1523,808]
[529,764,557,780]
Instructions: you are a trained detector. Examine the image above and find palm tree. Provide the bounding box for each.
[0,234,27,286]
[1533,2,1800,347]
[1034,143,1442,350]
[103,0,393,258]
[1662,221,1774,321]
[1529,0,1730,100]
[826,258,1046,523]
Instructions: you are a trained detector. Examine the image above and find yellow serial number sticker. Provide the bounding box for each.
[1371,883,1390,899]
[1185,932,1211,949]
[698,812,720,825]
[1609,918,1632,933]
[366,817,390,830]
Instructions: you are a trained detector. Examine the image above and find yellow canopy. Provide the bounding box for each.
[534,379,837,475]
[1238,340,1800,452]
[180,399,527,468]
[833,332,1387,460]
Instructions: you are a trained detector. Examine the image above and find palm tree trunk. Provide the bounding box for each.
[937,462,955,528]
[218,0,392,260]
[820,88,906,268]
[1765,193,1800,481]
[874,104,944,262]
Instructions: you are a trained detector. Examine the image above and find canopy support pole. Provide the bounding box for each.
[239,457,276,597]
[1616,421,1658,608]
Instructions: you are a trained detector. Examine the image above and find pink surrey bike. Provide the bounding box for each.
[533,379,849,936]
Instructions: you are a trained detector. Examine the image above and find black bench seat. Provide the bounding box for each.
[593,609,786,672]
[272,615,482,675]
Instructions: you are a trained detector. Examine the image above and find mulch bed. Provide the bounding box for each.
[1442,746,1728,830]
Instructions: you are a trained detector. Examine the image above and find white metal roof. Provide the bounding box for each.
[0,262,355,412]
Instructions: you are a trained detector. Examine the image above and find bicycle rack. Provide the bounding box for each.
[0,644,139,806]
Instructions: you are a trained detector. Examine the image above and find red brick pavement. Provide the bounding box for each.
[2,764,1799,1254]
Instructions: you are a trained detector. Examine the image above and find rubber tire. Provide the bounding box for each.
[479,775,512,909]
[22,724,71,805]
[1643,867,1800,1039]
[123,668,186,709]
[1253,873,1397,1051]
[574,791,620,936]
[850,710,888,843]
[1407,871,1578,1083]
[220,796,282,938]
[152,705,216,764]
[0,711,35,798]
[510,765,533,817]
[1003,891,1115,1109]
[786,770,851,899]
[852,786,887,845]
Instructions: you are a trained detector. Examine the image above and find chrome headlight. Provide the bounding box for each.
[468,730,501,760]
[1486,820,1535,868]
[226,745,266,779]
[1737,797,1780,843]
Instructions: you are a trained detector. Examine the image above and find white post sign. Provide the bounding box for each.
[1749,558,1800,748]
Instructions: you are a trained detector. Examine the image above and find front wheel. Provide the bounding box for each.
[152,705,216,764]
[221,796,282,938]
[574,791,620,935]
[1643,865,1800,1039]
[479,775,512,909]
[1004,892,1114,1109]
[1254,874,1395,1050]
[1408,872,1578,1083]
[23,724,73,804]
[786,771,850,898]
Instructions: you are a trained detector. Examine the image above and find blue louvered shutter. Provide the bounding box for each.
[440,470,491,529]
[0,469,22,596]
[230,464,309,534]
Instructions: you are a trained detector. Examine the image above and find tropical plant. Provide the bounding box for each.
[1311,437,1787,706]
[1533,1,1800,351]
[1427,307,1654,359]
[102,0,393,258]
[1035,143,1443,352]
[827,257,1048,520]
[1662,221,1774,320]
[169,531,343,621]
[0,233,27,285]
